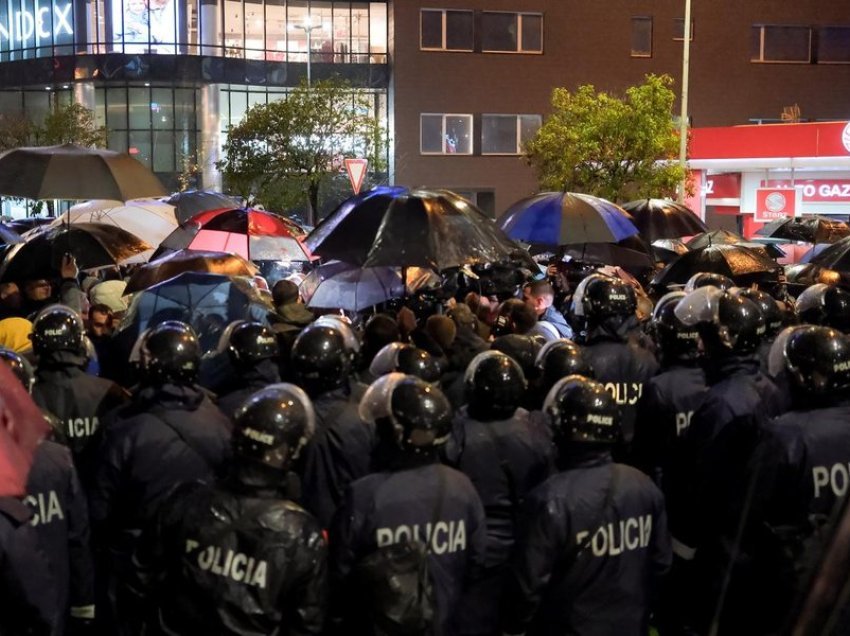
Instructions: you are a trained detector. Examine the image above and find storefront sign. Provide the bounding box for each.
[762,179,850,203]
[703,173,741,199]
[754,188,800,222]
[112,0,179,53]
[842,122,850,154]
[0,0,74,48]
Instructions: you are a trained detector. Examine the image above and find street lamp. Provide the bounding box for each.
[289,15,324,87]
[678,0,693,203]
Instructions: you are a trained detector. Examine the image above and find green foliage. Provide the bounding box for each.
[218,77,389,224]
[525,74,688,202]
[0,113,33,153]
[35,102,107,147]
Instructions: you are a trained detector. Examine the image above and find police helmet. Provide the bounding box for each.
[675,286,765,355]
[291,324,350,394]
[490,334,542,380]
[31,304,85,356]
[464,351,527,420]
[535,339,593,390]
[220,320,279,369]
[652,291,700,362]
[0,348,34,393]
[232,383,316,480]
[572,274,637,323]
[735,288,783,336]
[796,284,850,333]
[543,375,620,446]
[768,325,850,396]
[138,321,201,386]
[369,342,441,383]
[684,272,735,292]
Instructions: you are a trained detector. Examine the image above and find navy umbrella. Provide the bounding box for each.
[621,198,707,243]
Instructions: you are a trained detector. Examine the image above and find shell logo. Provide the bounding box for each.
[765,192,787,213]
[843,122,850,154]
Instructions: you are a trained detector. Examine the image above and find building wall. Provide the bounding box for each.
[392,0,850,217]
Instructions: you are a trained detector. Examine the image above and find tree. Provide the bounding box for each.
[525,74,687,202]
[35,102,107,147]
[218,77,388,225]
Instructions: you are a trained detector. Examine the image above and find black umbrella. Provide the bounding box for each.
[165,190,243,224]
[739,241,786,259]
[0,223,151,282]
[306,186,531,270]
[651,238,689,263]
[651,244,781,289]
[621,198,708,242]
[808,235,850,271]
[686,229,746,250]
[561,243,654,271]
[757,215,850,244]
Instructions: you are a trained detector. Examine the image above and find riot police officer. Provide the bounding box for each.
[684,272,734,292]
[331,375,487,636]
[531,338,594,410]
[292,324,375,528]
[501,375,671,635]
[215,320,281,418]
[369,342,442,383]
[735,287,784,372]
[795,283,850,333]
[129,384,327,635]
[29,304,129,473]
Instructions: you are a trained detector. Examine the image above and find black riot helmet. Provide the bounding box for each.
[491,334,542,380]
[652,291,701,363]
[796,284,850,334]
[572,274,637,324]
[768,325,850,398]
[675,286,766,356]
[543,375,620,446]
[31,304,85,356]
[137,321,201,386]
[232,383,316,486]
[735,288,783,337]
[220,320,279,370]
[685,272,735,292]
[535,339,594,393]
[291,324,350,396]
[0,348,34,393]
[464,351,527,420]
[369,342,441,383]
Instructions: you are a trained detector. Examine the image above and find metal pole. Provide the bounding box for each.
[678,0,693,203]
[306,25,312,87]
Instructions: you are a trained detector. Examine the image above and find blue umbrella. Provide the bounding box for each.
[499,192,639,246]
[800,243,832,263]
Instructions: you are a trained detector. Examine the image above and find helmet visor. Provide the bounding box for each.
[767,326,800,378]
[674,286,725,327]
[359,372,407,423]
[369,342,404,378]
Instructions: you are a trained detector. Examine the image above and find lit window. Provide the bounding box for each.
[751,25,812,63]
[481,114,541,155]
[420,114,473,155]
[818,26,850,63]
[481,12,543,53]
[673,18,694,41]
[631,16,652,57]
[420,9,474,51]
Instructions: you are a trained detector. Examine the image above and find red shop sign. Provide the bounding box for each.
[762,179,850,203]
[754,188,800,222]
[704,173,741,199]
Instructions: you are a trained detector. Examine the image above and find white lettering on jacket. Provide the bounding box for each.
[184,540,268,589]
[813,463,850,498]
[603,383,644,406]
[65,417,98,439]
[375,520,467,554]
[25,490,64,526]
[574,515,653,557]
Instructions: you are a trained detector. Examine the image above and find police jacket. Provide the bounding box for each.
[0,496,59,636]
[581,321,659,444]
[88,383,232,562]
[446,407,554,568]
[298,388,375,529]
[216,359,281,419]
[501,450,671,636]
[31,351,129,471]
[26,440,95,632]
[130,479,327,636]
[331,460,487,635]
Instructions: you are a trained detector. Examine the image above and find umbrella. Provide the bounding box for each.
[0,363,50,496]
[154,208,310,263]
[7,217,54,235]
[651,238,689,262]
[499,192,638,246]
[800,243,832,264]
[685,229,746,250]
[0,143,166,201]
[758,215,850,244]
[0,223,22,246]
[808,236,850,271]
[125,250,259,294]
[0,223,151,282]
[307,187,528,270]
[739,242,786,259]
[561,243,654,270]
[621,198,708,242]
[651,244,781,289]
[165,191,244,224]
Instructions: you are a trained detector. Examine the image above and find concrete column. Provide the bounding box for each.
[199,83,222,190]
[73,81,96,110]
[199,0,220,56]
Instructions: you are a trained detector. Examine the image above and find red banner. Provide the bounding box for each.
[704,173,741,199]
[762,179,850,203]
[754,188,799,222]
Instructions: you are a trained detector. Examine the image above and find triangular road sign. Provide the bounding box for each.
[345,158,368,195]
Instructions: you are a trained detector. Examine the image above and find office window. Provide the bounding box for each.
[631,16,652,57]
[481,12,543,53]
[818,26,850,63]
[421,114,473,154]
[751,25,811,62]
[481,114,541,154]
[673,18,694,41]
[420,9,474,51]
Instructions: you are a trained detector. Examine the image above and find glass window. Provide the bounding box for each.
[481,12,517,52]
[128,130,152,167]
[369,2,387,61]
[673,18,694,41]
[105,87,128,129]
[108,130,128,153]
[482,114,541,154]
[818,26,850,63]
[151,87,173,130]
[631,16,652,57]
[128,86,150,129]
[420,114,472,155]
[751,25,811,62]
[420,9,473,51]
[420,9,442,49]
[521,14,543,52]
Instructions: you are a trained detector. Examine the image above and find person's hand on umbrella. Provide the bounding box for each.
[60,253,79,280]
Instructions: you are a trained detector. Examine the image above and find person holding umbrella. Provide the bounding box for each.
[20,254,85,318]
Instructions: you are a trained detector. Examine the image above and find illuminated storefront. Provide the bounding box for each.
[0,0,389,188]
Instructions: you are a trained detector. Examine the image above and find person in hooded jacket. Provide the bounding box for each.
[128,384,327,636]
[87,321,232,634]
[215,321,282,418]
[501,375,671,636]
[29,305,129,477]
[331,375,487,636]
[446,351,553,635]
